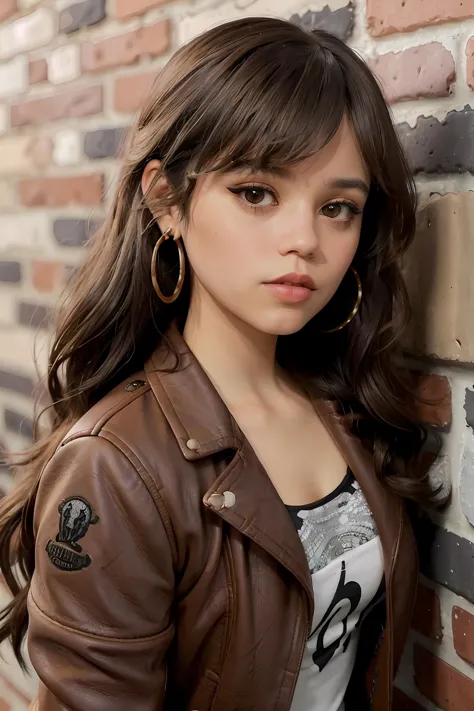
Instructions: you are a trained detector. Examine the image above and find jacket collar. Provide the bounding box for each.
[145,324,403,608]
[144,324,243,461]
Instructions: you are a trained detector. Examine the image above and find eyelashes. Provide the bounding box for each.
[227,183,364,226]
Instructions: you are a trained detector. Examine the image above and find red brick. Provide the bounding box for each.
[453,606,474,665]
[393,688,427,711]
[114,71,158,113]
[414,642,474,710]
[370,43,455,104]
[0,0,17,23]
[115,0,175,19]
[367,0,474,37]
[82,20,170,73]
[32,261,64,293]
[412,373,451,427]
[29,59,48,85]
[11,86,103,127]
[412,582,443,642]
[466,37,474,91]
[19,174,104,207]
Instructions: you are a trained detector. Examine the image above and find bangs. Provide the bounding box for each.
[167,37,348,177]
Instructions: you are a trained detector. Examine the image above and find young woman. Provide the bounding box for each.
[0,17,445,711]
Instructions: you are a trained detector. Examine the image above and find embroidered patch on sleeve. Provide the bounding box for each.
[46,496,99,572]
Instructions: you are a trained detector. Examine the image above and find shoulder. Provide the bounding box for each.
[62,371,163,446]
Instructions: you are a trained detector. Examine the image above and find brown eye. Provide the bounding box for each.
[320,202,360,221]
[321,203,343,218]
[244,188,266,204]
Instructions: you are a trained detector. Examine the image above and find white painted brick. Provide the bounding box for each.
[178,0,326,43]
[48,43,80,85]
[0,104,9,135]
[19,0,42,8]
[0,136,33,175]
[0,179,17,210]
[0,135,52,176]
[0,214,52,255]
[0,9,57,61]
[0,292,17,326]
[0,327,49,375]
[53,129,82,166]
[0,55,28,99]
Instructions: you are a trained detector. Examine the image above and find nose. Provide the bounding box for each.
[278,217,319,260]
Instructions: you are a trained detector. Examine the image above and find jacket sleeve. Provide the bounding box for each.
[27,435,175,711]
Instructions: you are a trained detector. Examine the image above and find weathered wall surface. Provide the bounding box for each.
[0,1,473,709]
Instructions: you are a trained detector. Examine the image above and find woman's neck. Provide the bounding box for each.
[183,290,282,408]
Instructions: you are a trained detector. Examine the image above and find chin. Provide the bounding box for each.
[253,309,312,337]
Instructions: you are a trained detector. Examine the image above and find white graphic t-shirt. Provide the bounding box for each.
[287,470,384,711]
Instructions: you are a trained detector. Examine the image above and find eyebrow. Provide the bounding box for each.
[229,165,370,196]
[327,178,370,196]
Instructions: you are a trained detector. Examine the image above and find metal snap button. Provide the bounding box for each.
[186,438,200,451]
[208,491,236,511]
[125,379,146,392]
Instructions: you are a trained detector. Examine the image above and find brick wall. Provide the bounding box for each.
[0,0,473,709]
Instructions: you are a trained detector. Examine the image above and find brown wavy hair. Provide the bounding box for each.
[0,17,437,666]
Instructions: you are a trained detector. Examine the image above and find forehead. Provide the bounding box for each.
[199,115,369,188]
[289,116,369,184]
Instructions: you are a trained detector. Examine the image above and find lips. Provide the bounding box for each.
[266,273,316,290]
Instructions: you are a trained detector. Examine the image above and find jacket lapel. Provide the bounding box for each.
[145,327,403,653]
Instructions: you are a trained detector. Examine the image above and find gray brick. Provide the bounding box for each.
[465,388,474,431]
[0,369,35,397]
[397,105,474,173]
[290,3,354,41]
[415,515,474,604]
[18,302,52,331]
[0,261,21,283]
[4,408,33,439]
[84,127,128,159]
[60,0,106,34]
[53,218,101,247]
[461,446,474,527]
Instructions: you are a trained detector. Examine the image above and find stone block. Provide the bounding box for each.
[17,301,52,331]
[53,217,100,246]
[11,85,102,127]
[370,43,455,104]
[115,0,174,19]
[59,0,105,34]
[367,0,474,37]
[19,174,104,207]
[0,213,51,254]
[83,127,127,159]
[0,135,52,176]
[0,262,21,283]
[53,129,82,166]
[0,55,28,99]
[414,643,474,709]
[403,193,474,362]
[48,44,80,85]
[460,446,474,527]
[113,71,157,113]
[290,4,354,42]
[0,8,57,60]
[397,106,474,173]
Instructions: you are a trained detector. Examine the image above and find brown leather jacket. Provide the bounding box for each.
[28,326,418,711]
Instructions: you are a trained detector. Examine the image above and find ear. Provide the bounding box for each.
[141,159,182,239]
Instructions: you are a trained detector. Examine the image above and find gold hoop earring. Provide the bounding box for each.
[320,267,362,333]
[151,227,185,304]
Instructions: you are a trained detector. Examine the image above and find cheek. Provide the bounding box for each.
[183,195,251,288]
[321,227,360,278]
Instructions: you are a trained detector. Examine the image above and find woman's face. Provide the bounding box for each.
[180,116,369,336]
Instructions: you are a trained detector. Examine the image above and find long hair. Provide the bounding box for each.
[0,18,434,665]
